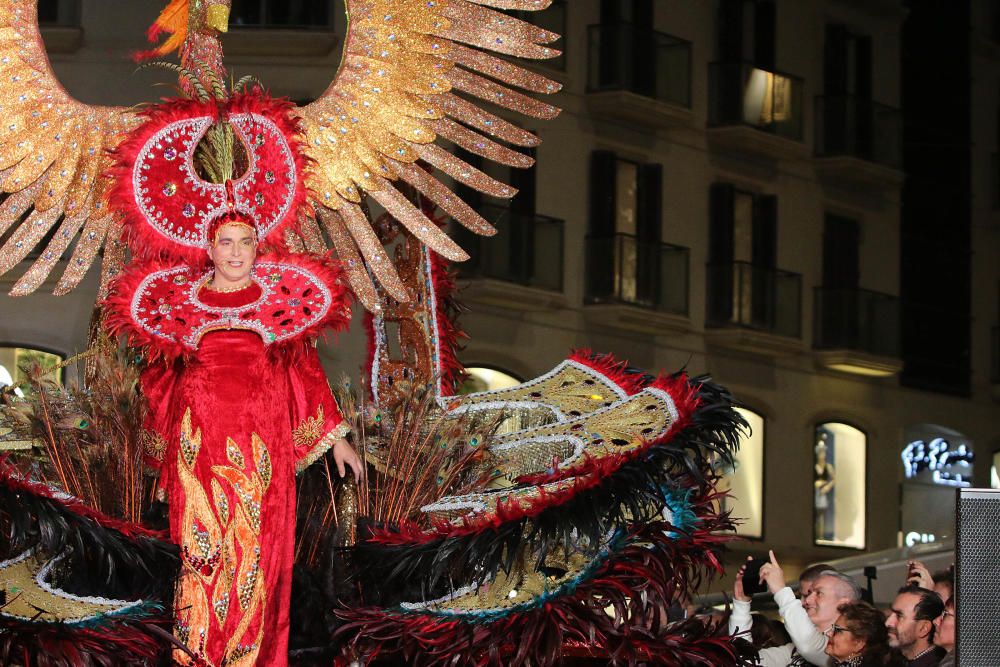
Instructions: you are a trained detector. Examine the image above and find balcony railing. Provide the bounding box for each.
[585,234,689,315]
[709,62,804,141]
[456,204,564,292]
[815,96,902,169]
[587,23,692,108]
[814,287,901,358]
[706,261,802,337]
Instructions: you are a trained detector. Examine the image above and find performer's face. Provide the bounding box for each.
[210,223,256,285]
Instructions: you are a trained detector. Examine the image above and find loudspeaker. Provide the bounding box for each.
[956,488,1000,666]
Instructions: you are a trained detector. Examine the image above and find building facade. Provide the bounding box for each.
[1,0,998,586]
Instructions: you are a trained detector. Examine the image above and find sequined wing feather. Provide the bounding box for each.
[0,0,139,297]
[298,0,561,307]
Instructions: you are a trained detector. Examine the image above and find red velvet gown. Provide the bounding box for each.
[135,281,349,666]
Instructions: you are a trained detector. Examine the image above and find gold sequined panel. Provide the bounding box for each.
[0,550,142,623]
[421,388,679,523]
[172,409,271,667]
[442,359,630,431]
[487,387,676,480]
[399,544,597,615]
[0,1,139,297]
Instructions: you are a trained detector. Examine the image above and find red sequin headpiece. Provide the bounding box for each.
[111,94,308,263]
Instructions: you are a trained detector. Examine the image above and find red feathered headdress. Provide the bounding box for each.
[110,94,309,263]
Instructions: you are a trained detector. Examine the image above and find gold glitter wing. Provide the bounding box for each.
[297,0,562,307]
[0,0,139,297]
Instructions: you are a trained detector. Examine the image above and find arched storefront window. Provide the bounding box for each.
[0,346,64,396]
[814,422,866,549]
[716,407,765,539]
[459,366,522,394]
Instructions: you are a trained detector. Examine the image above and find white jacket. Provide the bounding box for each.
[728,587,830,667]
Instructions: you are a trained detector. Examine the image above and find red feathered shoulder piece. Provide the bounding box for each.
[103,251,351,360]
[108,93,310,264]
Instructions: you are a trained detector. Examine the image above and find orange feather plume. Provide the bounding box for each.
[132,0,189,63]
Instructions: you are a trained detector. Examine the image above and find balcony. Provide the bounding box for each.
[813,287,903,377]
[456,204,566,311]
[706,261,804,355]
[814,96,904,189]
[708,62,806,161]
[584,234,691,335]
[585,23,693,130]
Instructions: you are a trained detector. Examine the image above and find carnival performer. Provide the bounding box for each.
[104,93,362,665]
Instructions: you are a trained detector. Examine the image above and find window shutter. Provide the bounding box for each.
[586,151,618,301]
[636,163,663,304]
[752,194,778,269]
[823,214,860,289]
[718,0,744,62]
[589,150,618,237]
[754,1,777,70]
[708,182,736,324]
[709,182,735,264]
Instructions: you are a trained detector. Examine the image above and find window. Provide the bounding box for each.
[0,346,64,396]
[715,407,765,538]
[452,147,563,291]
[707,183,801,336]
[814,422,866,549]
[229,0,335,29]
[515,0,566,70]
[586,150,688,314]
[717,0,776,69]
[37,0,79,26]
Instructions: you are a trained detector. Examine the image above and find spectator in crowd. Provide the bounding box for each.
[886,585,945,666]
[824,601,905,667]
[932,597,955,667]
[731,551,861,666]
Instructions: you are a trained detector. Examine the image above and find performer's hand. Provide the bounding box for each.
[332,438,365,480]
[760,550,787,594]
[734,557,751,602]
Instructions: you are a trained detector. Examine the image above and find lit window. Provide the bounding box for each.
[716,407,764,539]
[992,451,1000,489]
[814,422,867,549]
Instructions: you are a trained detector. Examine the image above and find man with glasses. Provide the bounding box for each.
[885,585,946,666]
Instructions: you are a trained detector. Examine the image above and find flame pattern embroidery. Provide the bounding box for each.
[172,408,272,666]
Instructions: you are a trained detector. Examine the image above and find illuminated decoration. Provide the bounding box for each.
[904,531,937,547]
[901,437,974,487]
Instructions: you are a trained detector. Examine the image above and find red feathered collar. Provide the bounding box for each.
[104,252,350,358]
[108,93,309,264]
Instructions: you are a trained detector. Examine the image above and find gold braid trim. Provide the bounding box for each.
[295,421,351,474]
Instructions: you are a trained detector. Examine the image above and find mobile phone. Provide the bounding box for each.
[742,558,768,596]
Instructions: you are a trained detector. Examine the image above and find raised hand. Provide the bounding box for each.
[759,550,787,594]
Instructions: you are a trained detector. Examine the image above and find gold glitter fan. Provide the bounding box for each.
[0,0,563,311]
